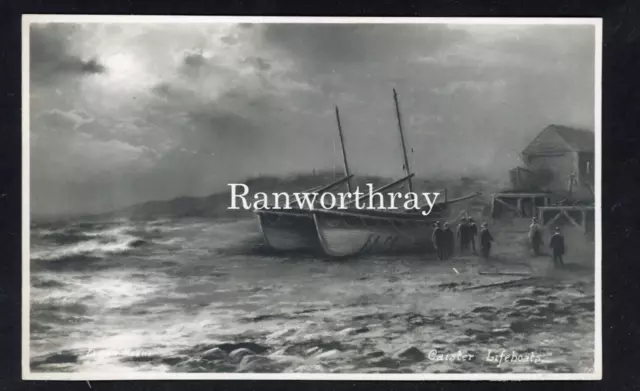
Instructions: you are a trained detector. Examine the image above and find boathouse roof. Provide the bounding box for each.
[522,125,595,155]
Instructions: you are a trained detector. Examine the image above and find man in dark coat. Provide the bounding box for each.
[457,217,469,253]
[479,222,493,259]
[432,221,445,260]
[468,217,478,254]
[549,226,565,269]
[443,222,455,260]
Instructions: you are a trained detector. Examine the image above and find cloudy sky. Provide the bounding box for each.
[28,21,596,216]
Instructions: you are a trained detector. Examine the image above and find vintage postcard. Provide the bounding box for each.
[22,15,602,380]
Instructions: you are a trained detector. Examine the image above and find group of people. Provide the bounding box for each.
[431,217,494,260]
[431,215,567,269]
[431,221,455,260]
[529,217,566,269]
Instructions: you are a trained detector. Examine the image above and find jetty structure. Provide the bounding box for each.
[491,125,595,240]
[311,89,481,258]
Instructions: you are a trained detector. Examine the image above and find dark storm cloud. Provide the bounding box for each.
[151,82,173,98]
[244,56,272,72]
[178,52,207,78]
[262,24,468,68]
[182,52,207,69]
[148,76,282,154]
[81,58,106,73]
[186,108,258,144]
[30,24,106,82]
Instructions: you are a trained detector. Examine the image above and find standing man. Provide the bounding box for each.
[529,217,543,256]
[457,217,469,253]
[443,222,455,260]
[479,222,494,259]
[549,226,566,269]
[432,221,445,260]
[468,217,478,255]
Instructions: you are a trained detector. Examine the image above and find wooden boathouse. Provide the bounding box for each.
[491,125,595,236]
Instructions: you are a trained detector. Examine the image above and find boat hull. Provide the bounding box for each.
[256,210,321,251]
[312,209,440,257]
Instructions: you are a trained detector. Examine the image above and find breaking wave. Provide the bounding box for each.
[31,224,149,262]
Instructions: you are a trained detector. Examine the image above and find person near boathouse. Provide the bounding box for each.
[432,221,445,260]
[479,222,494,259]
[549,226,566,269]
[467,217,478,254]
[443,222,455,260]
[529,217,544,256]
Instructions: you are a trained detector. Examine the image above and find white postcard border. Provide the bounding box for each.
[21,14,603,381]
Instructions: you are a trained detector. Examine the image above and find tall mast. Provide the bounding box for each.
[393,88,413,193]
[335,106,352,192]
[332,140,336,180]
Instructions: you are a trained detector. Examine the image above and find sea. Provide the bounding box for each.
[29,217,596,374]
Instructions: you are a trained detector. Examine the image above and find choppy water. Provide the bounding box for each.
[30,218,595,374]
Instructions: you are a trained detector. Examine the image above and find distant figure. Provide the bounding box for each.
[443,222,455,260]
[479,222,494,259]
[549,226,566,269]
[457,217,469,253]
[432,221,445,260]
[468,217,478,254]
[529,217,543,256]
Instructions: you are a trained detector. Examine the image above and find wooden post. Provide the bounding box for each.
[568,173,575,199]
[538,208,543,225]
[393,89,413,193]
[581,209,587,234]
[491,194,496,218]
[516,198,523,217]
[462,277,538,291]
[335,106,352,192]
[531,197,536,217]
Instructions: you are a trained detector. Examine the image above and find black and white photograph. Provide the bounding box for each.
[22,16,602,380]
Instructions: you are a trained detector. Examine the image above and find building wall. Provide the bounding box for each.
[518,127,594,201]
[578,152,595,184]
[526,153,575,194]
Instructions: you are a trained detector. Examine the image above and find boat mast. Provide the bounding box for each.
[332,140,336,181]
[335,106,352,192]
[393,88,413,193]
